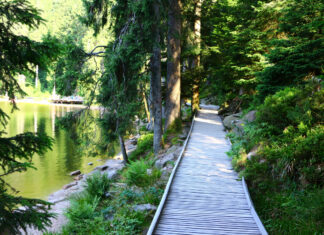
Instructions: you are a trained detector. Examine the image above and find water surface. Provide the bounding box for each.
[0,101,109,200]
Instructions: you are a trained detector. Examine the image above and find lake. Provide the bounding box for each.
[0,101,111,200]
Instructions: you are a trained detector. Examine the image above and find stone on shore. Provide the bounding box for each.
[69,170,81,176]
[62,181,77,190]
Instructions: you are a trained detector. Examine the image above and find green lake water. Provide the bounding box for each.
[0,101,109,200]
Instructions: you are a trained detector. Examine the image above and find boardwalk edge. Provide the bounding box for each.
[147,115,196,235]
[242,177,268,235]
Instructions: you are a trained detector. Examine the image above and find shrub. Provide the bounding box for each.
[85,172,111,198]
[129,134,153,161]
[110,207,146,234]
[143,187,164,205]
[62,194,110,234]
[123,160,161,188]
[228,82,324,234]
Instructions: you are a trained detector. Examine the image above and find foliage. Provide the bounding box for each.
[252,188,324,234]
[0,1,55,233]
[85,172,111,199]
[257,0,324,99]
[228,82,324,234]
[62,194,108,234]
[123,160,161,188]
[129,133,153,161]
[142,186,164,205]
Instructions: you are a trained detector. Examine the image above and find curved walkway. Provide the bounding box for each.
[150,107,267,235]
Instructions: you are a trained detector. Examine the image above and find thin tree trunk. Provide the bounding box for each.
[35,65,39,89]
[151,2,162,154]
[192,0,201,113]
[119,134,129,164]
[165,0,182,130]
[142,91,150,122]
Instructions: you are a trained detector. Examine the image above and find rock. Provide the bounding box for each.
[88,162,93,166]
[69,170,81,176]
[223,115,240,129]
[155,152,177,169]
[106,169,119,179]
[130,138,137,145]
[104,192,112,198]
[243,110,257,123]
[94,159,125,172]
[178,133,187,140]
[74,174,83,181]
[62,182,77,190]
[232,119,246,137]
[165,145,178,155]
[147,169,152,175]
[112,182,127,188]
[133,204,157,212]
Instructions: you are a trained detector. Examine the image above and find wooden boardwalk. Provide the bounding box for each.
[149,107,267,235]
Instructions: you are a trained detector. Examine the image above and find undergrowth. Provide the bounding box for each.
[227,81,324,234]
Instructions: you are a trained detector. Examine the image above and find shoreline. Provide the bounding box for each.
[24,136,138,235]
[0,98,102,110]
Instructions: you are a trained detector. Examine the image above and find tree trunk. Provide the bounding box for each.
[192,0,201,113]
[151,2,162,154]
[165,0,182,130]
[119,134,129,164]
[35,65,39,89]
[142,91,150,122]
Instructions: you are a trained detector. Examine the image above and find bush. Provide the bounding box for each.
[123,160,161,188]
[228,82,324,234]
[85,172,111,198]
[143,187,164,205]
[62,194,109,234]
[110,207,147,234]
[129,134,153,161]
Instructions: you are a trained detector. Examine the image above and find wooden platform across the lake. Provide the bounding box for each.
[51,99,83,104]
[148,107,267,235]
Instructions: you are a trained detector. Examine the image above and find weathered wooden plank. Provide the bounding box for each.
[148,108,266,235]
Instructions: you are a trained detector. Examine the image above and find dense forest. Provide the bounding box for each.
[0,0,323,234]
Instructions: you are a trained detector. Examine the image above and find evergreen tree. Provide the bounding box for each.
[0,0,55,233]
[257,0,324,99]
[165,0,182,129]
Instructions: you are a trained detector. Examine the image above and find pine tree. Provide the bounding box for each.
[0,0,55,233]
[165,0,182,129]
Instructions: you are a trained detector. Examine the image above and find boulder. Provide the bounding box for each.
[155,150,179,169]
[106,169,119,179]
[95,159,125,172]
[243,110,257,123]
[232,120,246,137]
[73,174,83,181]
[133,204,157,212]
[223,114,240,129]
[69,170,81,176]
[88,162,93,166]
[62,182,77,190]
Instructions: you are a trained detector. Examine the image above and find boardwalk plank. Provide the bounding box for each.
[151,108,266,235]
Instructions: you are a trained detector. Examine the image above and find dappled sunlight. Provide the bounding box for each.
[195,116,223,126]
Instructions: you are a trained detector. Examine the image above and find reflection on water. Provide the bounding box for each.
[0,101,110,200]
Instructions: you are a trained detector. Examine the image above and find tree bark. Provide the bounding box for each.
[192,0,201,113]
[165,0,182,130]
[151,2,162,154]
[142,91,150,122]
[35,65,39,89]
[119,134,129,164]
